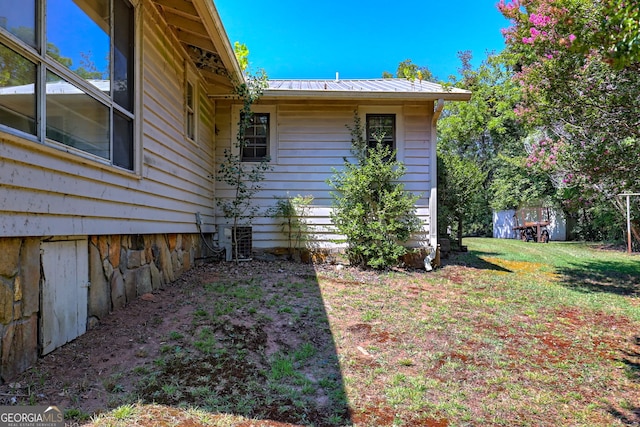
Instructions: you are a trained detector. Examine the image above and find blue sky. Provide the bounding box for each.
[214,0,511,81]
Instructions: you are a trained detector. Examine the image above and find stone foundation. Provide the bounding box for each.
[0,233,210,382]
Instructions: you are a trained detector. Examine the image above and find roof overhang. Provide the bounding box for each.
[149,0,243,95]
[260,89,472,102]
[258,79,471,102]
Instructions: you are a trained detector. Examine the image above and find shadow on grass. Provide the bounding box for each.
[608,336,640,425]
[555,260,640,296]
[607,406,640,426]
[444,250,512,273]
[128,262,352,427]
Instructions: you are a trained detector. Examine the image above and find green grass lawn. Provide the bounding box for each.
[457,238,640,318]
[328,238,640,426]
[62,238,640,426]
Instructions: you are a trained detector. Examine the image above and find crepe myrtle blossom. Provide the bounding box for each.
[526,136,561,171]
[497,0,520,12]
[529,13,552,27]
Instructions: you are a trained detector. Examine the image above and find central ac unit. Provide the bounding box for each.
[218,225,252,261]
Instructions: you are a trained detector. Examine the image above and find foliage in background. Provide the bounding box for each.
[233,41,250,72]
[327,112,421,269]
[593,0,640,69]
[1,37,105,84]
[216,47,270,261]
[489,153,555,211]
[382,3,639,246]
[436,52,554,239]
[268,194,315,259]
[382,58,434,82]
[498,0,640,246]
[437,152,486,247]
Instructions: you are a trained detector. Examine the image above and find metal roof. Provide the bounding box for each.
[263,78,471,101]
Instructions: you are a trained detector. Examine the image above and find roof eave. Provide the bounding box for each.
[191,0,244,84]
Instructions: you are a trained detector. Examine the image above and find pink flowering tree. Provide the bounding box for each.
[498,0,640,244]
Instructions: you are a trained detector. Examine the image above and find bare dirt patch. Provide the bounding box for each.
[0,261,353,426]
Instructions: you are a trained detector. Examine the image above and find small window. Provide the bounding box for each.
[241,112,269,162]
[185,80,195,140]
[366,114,395,153]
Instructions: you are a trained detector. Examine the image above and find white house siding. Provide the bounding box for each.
[0,1,216,238]
[214,99,434,250]
[0,0,223,381]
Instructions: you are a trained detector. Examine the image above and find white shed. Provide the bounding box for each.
[493,209,568,241]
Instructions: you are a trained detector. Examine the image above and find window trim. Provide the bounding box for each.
[358,106,404,163]
[185,69,197,142]
[0,0,139,173]
[240,112,269,162]
[231,104,277,163]
[366,113,396,153]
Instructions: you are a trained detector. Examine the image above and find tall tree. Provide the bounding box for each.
[439,52,525,165]
[216,43,270,262]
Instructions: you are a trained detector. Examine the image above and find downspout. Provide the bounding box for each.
[429,99,445,250]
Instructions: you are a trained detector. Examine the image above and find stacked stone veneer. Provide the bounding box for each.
[0,238,40,382]
[0,233,208,382]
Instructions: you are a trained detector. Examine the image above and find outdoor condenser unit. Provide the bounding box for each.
[218,225,252,261]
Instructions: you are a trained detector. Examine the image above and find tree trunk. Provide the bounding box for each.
[457,216,463,249]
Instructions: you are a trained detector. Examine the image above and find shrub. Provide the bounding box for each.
[327,112,422,269]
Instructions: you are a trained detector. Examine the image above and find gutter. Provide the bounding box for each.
[432,98,445,126]
[429,98,445,260]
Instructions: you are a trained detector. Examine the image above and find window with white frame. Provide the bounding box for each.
[366,114,396,153]
[185,79,196,141]
[241,112,269,162]
[359,107,404,163]
[0,0,136,170]
[231,104,276,163]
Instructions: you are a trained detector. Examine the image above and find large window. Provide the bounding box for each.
[0,0,135,170]
[241,112,269,162]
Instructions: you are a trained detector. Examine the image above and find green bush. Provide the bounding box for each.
[327,113,421,269]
